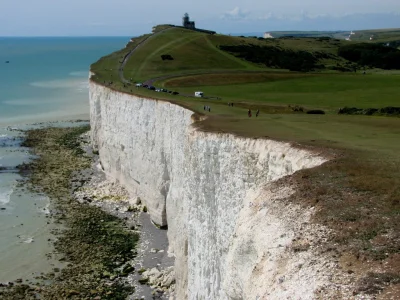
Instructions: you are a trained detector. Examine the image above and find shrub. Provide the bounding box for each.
[307,110,325,114]
[219,44,322,72]
[338,106,400,116]
[338,43,400,69]
[161,54,174,61]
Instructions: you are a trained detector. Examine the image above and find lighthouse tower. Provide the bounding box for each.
[182,13,195,29]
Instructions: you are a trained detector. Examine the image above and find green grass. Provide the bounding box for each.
[122,27,261,81]
[90,27,400,155]
[163,73,400,112]
[349,28,400,42]
[91,34,151,84]
[196,113,400,156]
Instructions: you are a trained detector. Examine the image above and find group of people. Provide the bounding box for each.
[203,103,260,117]
[227,102,259,117]
[248,109,260,118]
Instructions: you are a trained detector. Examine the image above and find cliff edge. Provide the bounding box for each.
[89,80,354,299]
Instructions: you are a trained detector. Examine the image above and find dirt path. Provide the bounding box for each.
[119,28,173,84]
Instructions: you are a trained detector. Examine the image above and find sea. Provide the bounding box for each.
[0,36,129,282]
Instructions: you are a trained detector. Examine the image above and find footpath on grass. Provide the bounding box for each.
[119,27,173,84]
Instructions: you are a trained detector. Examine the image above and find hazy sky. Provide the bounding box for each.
[1,0,399,36]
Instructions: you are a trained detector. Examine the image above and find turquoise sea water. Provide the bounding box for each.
[0,37,129,123]
[0,37,129,282]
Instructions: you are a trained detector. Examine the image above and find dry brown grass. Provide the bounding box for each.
[280,149,400,296]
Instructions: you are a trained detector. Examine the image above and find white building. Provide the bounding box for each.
[263,32,274,39]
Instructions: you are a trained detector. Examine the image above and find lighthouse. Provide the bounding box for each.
[182,13,196,29]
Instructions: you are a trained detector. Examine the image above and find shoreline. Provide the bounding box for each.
[72,135,175,299]
[0,125,173,299]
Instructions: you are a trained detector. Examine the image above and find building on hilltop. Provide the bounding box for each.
[180,13,216,34]
[263,32,274,39]
[182,13,195,29]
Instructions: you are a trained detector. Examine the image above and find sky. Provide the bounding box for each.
[1,0,399,36]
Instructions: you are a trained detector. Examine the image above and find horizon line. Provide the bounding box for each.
[0,35,134,38]
[1,26,399,38]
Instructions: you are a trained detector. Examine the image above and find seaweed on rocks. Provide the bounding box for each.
[1,126,139,299]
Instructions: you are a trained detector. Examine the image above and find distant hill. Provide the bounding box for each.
[231,28,400,42]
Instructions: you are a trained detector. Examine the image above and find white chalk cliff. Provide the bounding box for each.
[90,81,335,299]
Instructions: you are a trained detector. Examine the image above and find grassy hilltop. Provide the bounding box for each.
[91,25,400,297]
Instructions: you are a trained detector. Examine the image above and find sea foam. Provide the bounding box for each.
[30,78,85,89]
[0,188,13,204]
[69,71,88,77]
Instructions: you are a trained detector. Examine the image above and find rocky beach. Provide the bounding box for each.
[0,125,174,299]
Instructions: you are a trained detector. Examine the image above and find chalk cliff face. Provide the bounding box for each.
[89,81,329,299]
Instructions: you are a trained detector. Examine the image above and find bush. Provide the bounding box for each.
[307,110,325,114]
[219,44,322,72]
[338,43,400,69]
[161,54,173,61]
[338,106,400,116]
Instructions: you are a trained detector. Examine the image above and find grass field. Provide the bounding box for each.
[162,72,400,111]
[350,28,400,42]
[91,26,400,295]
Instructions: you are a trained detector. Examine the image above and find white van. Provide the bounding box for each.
[194,91,204,97]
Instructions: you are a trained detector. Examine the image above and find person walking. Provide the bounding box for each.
[248,109,252,118]
[256,109,260,117]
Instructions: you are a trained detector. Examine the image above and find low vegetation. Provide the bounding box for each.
[338,43,400,69]
[338,106,400,116]
[219,44,329,72]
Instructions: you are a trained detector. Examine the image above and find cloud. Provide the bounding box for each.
[222,7,249,20]
[257,12,274,20]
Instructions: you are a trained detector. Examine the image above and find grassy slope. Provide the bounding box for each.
[168,73,400,111]
[350,28,400,42]
[91,27,400,296]
[122,28,261,81]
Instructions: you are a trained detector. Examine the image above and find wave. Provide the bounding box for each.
[38,202,51,215]
[76,81,89,92]
[30,78,88,89]
[0,188,13,204]
[0,134,22,147]
[69,71,88,77]
[19,235,34,244]
[2,98,57,106]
